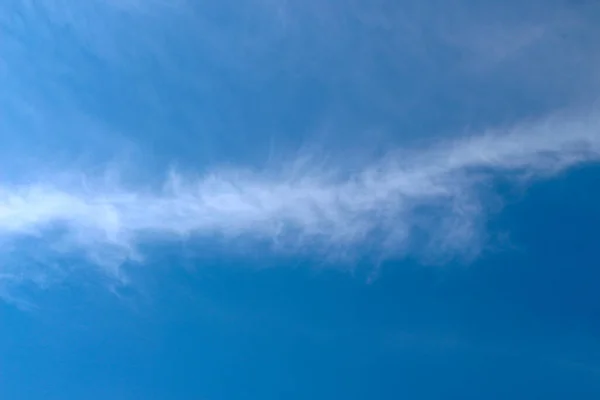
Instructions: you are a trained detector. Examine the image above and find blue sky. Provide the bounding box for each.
[1,0,600,399]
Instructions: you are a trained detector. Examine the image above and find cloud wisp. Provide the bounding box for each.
[0,108,599,289]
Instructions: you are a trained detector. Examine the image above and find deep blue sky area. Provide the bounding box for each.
[1,165,600,400]
[1,1,600,399]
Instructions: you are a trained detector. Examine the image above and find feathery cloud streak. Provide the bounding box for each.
[0,109,598,282]
[1,1,600,299]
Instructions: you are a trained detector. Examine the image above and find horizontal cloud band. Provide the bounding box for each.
[0,110,599,282]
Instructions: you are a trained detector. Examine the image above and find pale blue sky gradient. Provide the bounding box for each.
[1,1,600,399]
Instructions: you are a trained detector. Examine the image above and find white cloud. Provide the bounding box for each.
[2,0,600,301]
[0,108,598,293]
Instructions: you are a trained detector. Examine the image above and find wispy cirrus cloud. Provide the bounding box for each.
[0,108,598,292]
[1,0,600,302]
